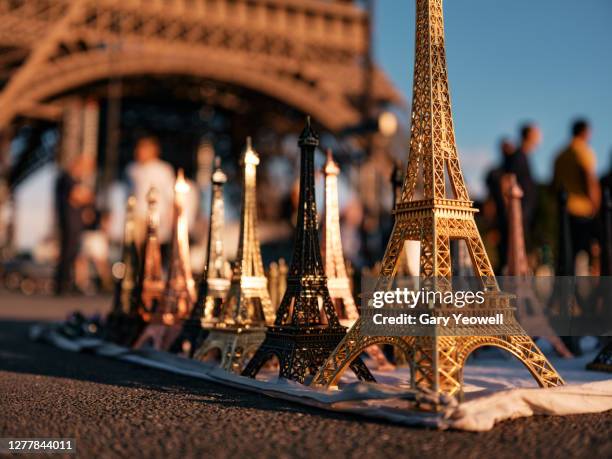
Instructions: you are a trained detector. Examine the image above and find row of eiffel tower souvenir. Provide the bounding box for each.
[103,1,579,406]
[105,121,372,379]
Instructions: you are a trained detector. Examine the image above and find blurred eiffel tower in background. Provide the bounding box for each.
[242,118,374,384]
[312,0,564,400]
[0,0,400,213]
[195,138,274,372]
[135,171,196,350]
[322,149,358,323]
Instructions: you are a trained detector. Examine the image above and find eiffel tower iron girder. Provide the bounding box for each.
[0,0,400,134]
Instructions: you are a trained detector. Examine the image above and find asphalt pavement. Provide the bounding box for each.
[0,292,610,459]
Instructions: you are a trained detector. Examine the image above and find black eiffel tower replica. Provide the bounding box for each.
[242,118,374,384]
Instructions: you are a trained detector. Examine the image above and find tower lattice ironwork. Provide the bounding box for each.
[322,149,359,323]
[311,0,563,399]
[242,118,374,384]
[194,138,274,372]
[135,171,196,350]
[0,0,400,134]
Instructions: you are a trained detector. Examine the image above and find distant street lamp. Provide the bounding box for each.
[378,111,398,138]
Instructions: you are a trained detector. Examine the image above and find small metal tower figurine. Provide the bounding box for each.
[135,171,196,350]
[174,157,231,355]
[322,152,393,369]
[163,169,197,318]
[242,118,374,383]
[105,196,140,344]
[503,174,571,357]
[311,0,563,399]
[322,149,359,323]
[194,138,275,372]
[201,157,232,325]
[133,187,165,324]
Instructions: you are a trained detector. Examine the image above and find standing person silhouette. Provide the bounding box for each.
[126,135,175,262]
[553,119,601,269]
[485,138,515,272]
[54,154,95,295]
[504,123,541,239]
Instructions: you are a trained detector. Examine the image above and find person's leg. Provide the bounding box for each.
[74,255,90,293]
[93,257,113,291]
[65,230,82,292]
[54,242,68,295]
[55,225,72,295]
[569,216,590,267]
[563,216,593,356]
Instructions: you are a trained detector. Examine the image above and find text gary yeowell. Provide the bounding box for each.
[369,288,504,327]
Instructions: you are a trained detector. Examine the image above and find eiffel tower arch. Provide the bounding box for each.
[0,0,399,134]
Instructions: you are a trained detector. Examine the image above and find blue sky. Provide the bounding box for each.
[376,0,612,195]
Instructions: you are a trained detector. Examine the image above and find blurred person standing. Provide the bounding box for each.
[504,123,541,234]
[553,119,601,267]
[126,135,175,257]
[76,210,113,294]
[485,138,515,272]
[599,149,612,198]
[54,154,95,295]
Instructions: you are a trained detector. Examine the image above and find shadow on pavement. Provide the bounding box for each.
[0,320,371,423]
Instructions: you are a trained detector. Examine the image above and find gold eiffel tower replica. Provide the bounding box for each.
[201,157,232,326]
[135,171,197,350]
[194,138,275,372]
[105,196,140,344]
[322,149,359,323]
[311,0,564,399]
[242,118,374,384]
